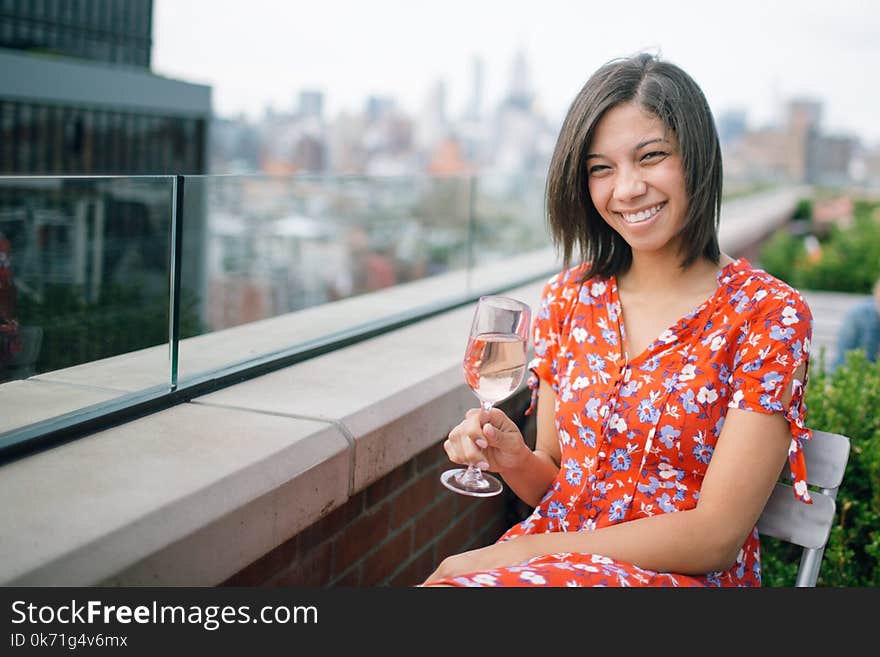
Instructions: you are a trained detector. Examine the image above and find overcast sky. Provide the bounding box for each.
[152,0,879,145]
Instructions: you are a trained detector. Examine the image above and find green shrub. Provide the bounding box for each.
[756,229,804,288]
[793,198,813,220]
[759,199,880,294]
[797,215,880,293]
[761,349,880,586]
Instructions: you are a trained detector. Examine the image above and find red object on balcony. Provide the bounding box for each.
[0,231,21,369]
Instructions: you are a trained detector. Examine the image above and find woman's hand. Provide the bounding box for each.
[422,539,532,585]
[444,407,530,474]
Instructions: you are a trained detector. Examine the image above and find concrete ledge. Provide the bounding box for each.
[0,379,125,434]
[718,185,811,248]
[0,404,348,585]
[0,272,546,586]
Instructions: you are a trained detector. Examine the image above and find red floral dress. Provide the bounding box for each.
[433,258,812,587]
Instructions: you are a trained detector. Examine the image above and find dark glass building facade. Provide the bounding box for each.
[0,0,208,175]
[0,0,152,67]
[0,99,205,175]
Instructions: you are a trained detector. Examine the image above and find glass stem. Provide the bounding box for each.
[462,464,482,484]
[455,401,495,487]
[470,400,494,479]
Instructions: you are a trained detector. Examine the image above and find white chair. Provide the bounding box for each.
[757,429,851,587]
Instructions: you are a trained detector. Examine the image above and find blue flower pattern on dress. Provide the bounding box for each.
[602,328,618,346]
[692,443,714,464]
[564,458,583,486]
[587,353,607,372]
[658,425,680,448]
[610,448,632,471]
[770,324,795,341]
[679,388,700,414]
[578,424,596,448]
[638,399,661,424]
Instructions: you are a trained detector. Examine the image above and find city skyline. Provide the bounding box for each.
[153,0,880,145]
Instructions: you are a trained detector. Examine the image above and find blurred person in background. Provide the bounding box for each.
[833,277,880,370]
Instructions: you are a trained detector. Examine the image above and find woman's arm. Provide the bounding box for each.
[426,365,804,583]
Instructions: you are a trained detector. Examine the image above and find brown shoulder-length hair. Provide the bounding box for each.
[545,53,722,280]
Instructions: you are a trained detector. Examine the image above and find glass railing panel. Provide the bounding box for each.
[0,175,174,436]
[470,173,549,262]
[176,174,474,383]
[465,173,555,295]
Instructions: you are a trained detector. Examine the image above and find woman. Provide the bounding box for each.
[423,53,812,587]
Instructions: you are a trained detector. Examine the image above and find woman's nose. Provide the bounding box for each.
[613,168,647,202]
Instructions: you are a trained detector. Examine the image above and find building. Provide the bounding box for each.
[864,144,880,189]
[297,90,324,121]
[465,56,485,122]
[717,109,747,147]
[0,0,152,67]
[815,134,858,187]
[0,1,212,382]
[722,97,859,188]
[785,99,822,184]
[0,0,210,175]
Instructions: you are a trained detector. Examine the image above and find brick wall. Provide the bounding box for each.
[222,390,535,587]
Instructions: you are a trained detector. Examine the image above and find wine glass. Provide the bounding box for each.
[441,295,531,497]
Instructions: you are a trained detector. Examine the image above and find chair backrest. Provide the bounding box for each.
[756,429,851,587]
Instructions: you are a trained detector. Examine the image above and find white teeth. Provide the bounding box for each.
[622,203,664,224]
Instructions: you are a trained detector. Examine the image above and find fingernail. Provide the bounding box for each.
[477,461,490,470]
[476,438,488,449]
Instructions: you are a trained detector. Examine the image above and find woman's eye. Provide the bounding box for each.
[588,165,609,176]
[641,151,668,162]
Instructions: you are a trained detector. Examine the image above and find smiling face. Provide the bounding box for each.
[586,101,689,261]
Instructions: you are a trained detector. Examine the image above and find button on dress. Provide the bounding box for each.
[434,258,813,587]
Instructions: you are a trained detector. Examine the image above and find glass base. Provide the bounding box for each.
[441,467,504,497]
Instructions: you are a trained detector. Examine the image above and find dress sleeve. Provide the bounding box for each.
[728,289,814,503]
[525,269,577,415]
